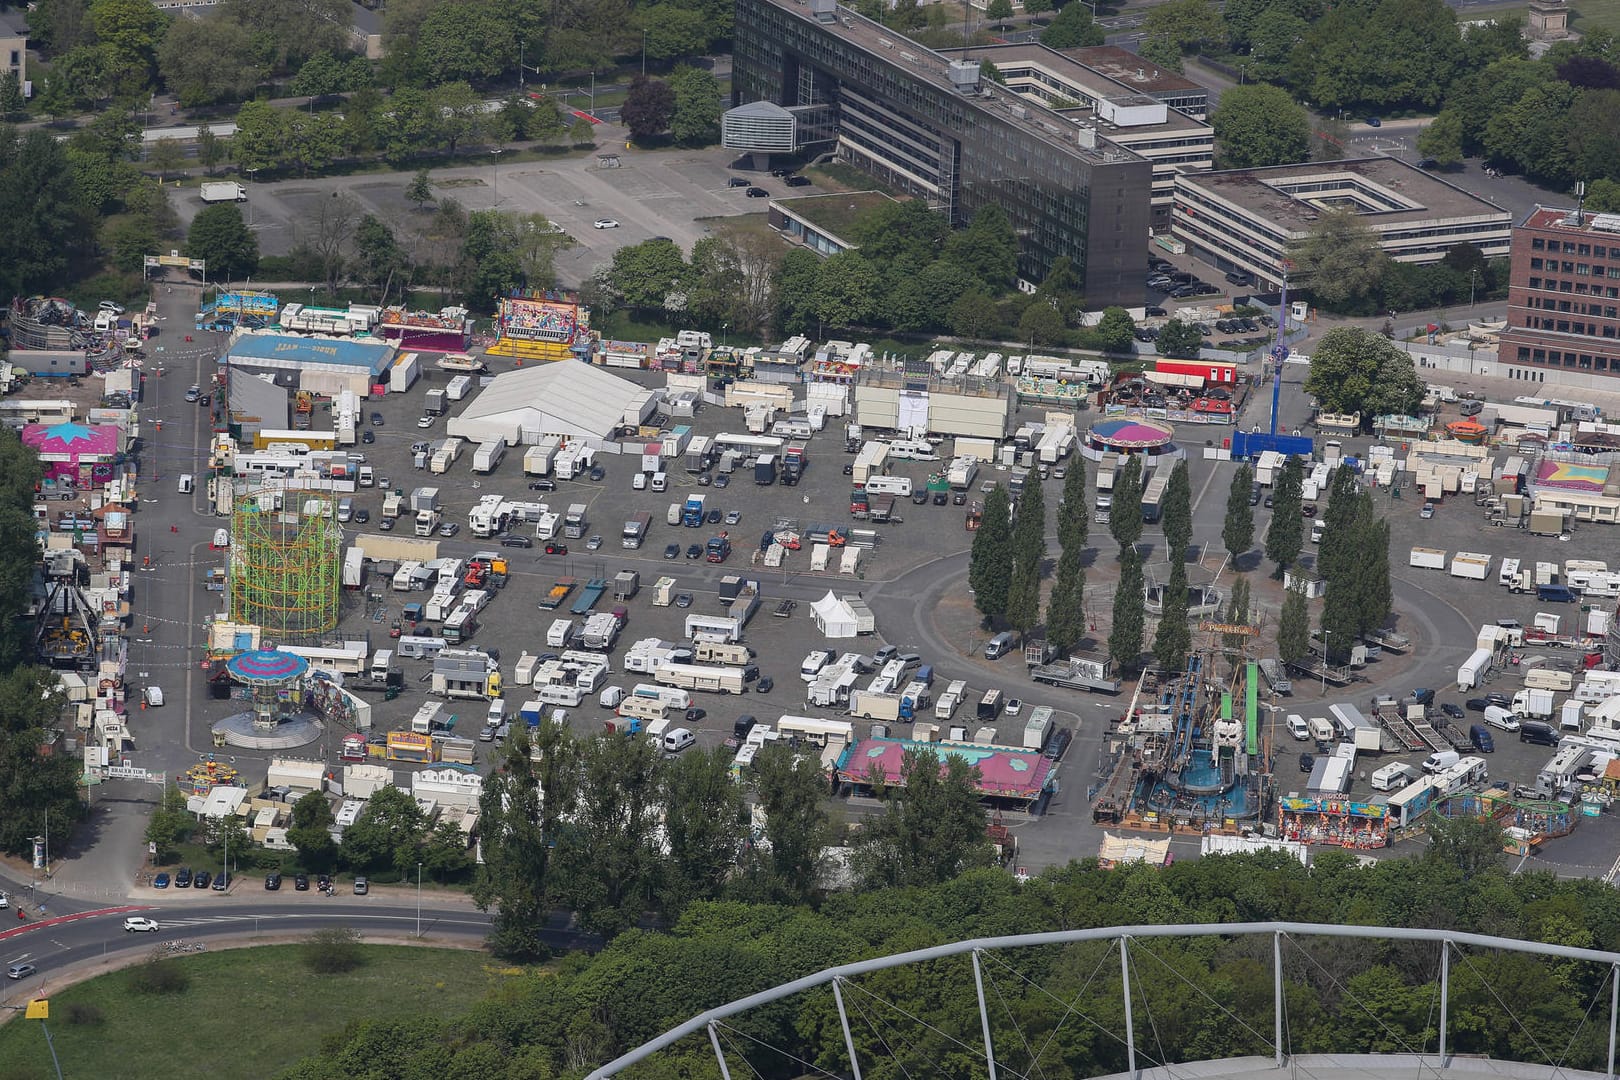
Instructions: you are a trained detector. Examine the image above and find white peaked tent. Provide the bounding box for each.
[811,591,858,639]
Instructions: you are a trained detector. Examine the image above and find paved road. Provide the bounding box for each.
[0,896,595,1006]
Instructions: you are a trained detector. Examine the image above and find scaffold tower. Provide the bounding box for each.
[227,490,341,641]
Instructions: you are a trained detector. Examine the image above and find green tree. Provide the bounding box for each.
[352,214,407,306]
[1045,456,1089,656]
[288,51,347,98]
[474,723,573,960]
[970,484,1014,623]
[196,125,225,175]
[416,0,517,83]
[813,251,879,333]
[744,743,829,903]
[1426,814,1505,878]
[1224,463,1255,559]
[0,130,94,297]
[1109,455,1144,553]
[669,65,723,146]
[1006,474,1047,638]
[158,15,263,106]
[944,204,1018,291]
[286,790,338,871]
[431,82,488,156]
[622,75,676,141]
[1040,2,1105,48]
[38,44,109,116]
[609,237,691,311]
[218,0,348,73]
[231,99,286,173]
[187,202,259,280]
[1153,560,1192,673]
[339,785,426,876]
[0,72,25,119]
[1161,459,1192,563]
[551,733,662,940]
[1221,574,1252,666]
[1288,209,1385,312]
[1303,326,1426,423]
[1141,0,1224,56]
[88,0,166,93]
[405,169,435,212]
[950,290,1000,339]
[851,749,994,889]
[570,115,597,146]
[639,3,710,62]
[1156,318,1204,359]
[106,218,157,274]
[774,247,821,334]
[1277,579,1310,665]
[1211,83,1310,169]
[660,748,745,916]
[1109,547,1146,671]
[1094,306,1135,354]
[1018,301,1066,347]
[1265,456,1304,576]
[149,136,184,181]
[1416,109,1464,167]
[1317,462,1362,583]
[145,784,194,864]
[986,0,1014,22]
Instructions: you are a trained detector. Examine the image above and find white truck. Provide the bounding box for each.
[200,181,248,203]
[1409,547,1447,570]
[341,547,364,590]
[1513,687,1556,719]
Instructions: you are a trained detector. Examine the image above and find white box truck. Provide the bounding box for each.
[201,181,248,203]
[472,438,507,474]
[1409,547,1447,570]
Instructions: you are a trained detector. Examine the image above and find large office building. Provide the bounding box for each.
[1497,207,1620,386]
[731,0,1153,305]
[944,43,1214,232]
[1171,158,1512,291]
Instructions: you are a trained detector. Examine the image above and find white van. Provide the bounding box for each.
[143,685,165,707]
[661,727,695,753]
[486,700,506,726]
[1307,716,1335,742]
[632,473,648,491]
[358,466,374,487]
[667,503,683,526]
[599,685,626,709]
[178,474,195,494]
[984,632,1017,660]
[651,471,668,492]
[1286,714,1310,740]
[1371,762,1418,792]
[1483,705,1521,732]
[1422,749,1461,774]
[337,498,354,522]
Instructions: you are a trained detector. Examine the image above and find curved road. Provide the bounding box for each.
[0,897,593,1005]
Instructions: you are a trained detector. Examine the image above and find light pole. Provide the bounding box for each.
[491,147,504,206]
[589,70,595,116]
[1469,269,1479,308]
[245,167,259,227]
[416,862,422,938]
[1320,630,1332,693]
[641,31,648,77]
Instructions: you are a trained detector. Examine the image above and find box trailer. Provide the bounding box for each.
[1456,647,1493,691]
[472,438,507,474]
[1410,547,1447,570]
[1450,552,1491,579]
[654,663,745,695]
[524,436,561,476]
[342,547,365,590]
[849,690,902,721]
[652,576,676,607]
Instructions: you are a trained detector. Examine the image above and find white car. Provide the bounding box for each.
[99,300,126,314]
[123,916,160,933]
[416,416,436,428]
[593,218,620,229]
[1004,698,1023,716]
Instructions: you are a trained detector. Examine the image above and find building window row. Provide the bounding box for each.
[1512,345,1615,370]
[1530,236,1620,258]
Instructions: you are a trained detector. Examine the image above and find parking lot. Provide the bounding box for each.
[172,130,816,284]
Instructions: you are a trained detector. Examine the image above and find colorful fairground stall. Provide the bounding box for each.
[22,421,122,487]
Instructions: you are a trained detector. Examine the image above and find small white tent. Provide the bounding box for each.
[811,590,857,639]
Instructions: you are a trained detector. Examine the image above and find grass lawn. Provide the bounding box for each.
[1575,0,1620,33]
[0,945,525,1080]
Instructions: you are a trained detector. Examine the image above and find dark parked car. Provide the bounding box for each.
[912,489,929,505]
[154,872,171,889]
[1250,483,1262,506]
[194,870,212,889]
[685,543,703,559]
[1043,727,1072,761]
[175,867,192,887]
[354,509,370,523]
[714,473,730,488]
[933,490,948,505]
[265,872,282,891]
[1192,283,1221,296]
[370,412,384,426]
[529,479,556,492]
[745,186,770,198]
[1440,702,1465,720]
[589,464,606,482]
[1299,753,1316,773]
[756,675,774,693]
[361,429,375,444]
[727,176,750,187]
[212,873,229,891]
[686,707,707,723]
[664,543,681,559]
[706,508,722,524]
[294,873,310,891]
[501,535,534,548]
[1466,697,1490,712]
[785,175,811,186]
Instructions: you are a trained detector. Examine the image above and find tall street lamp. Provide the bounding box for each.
[416,862,423,938]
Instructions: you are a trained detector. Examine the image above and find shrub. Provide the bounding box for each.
[304,927,364,974]
[63,1002,105,1025]
[130,958,190,995]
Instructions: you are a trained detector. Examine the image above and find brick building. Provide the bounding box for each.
[1497,207,1620,386]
